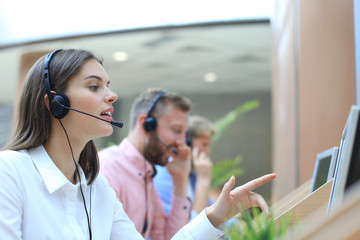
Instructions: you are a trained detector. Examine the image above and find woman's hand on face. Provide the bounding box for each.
[192,147,212,180]
[205,173,276,227]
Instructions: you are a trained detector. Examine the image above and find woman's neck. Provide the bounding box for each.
[44,125,86,184]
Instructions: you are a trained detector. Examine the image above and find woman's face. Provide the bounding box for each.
[60,59,118,141]
[192,136,212,156]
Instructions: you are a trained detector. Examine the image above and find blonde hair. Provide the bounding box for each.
[187,115,215,139]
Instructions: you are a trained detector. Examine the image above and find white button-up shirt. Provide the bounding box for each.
[0,145,224,240]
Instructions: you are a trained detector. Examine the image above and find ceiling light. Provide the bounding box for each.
[113,51,129,62]
[204,72,217,82]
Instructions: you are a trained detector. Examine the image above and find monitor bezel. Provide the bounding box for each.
[327,105,360,214]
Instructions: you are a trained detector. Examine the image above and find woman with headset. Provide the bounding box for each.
[0,49,275,239]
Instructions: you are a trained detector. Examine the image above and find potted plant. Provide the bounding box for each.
[224,207,292,240]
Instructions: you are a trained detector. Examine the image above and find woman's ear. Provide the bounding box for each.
[44,90,57,111]
[44,94,50,111]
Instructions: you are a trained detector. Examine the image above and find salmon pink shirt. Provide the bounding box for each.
[99,138,191,240]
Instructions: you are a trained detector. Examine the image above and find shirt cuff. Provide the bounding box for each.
[171,195,191,216]
[185,210,224,239]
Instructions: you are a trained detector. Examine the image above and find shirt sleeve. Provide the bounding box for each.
[171,210,224,240]
[0,153,23,240]
[153,165,173,215]
[149,193,191,240]
[110,200,144,240]
[166,195,191,238]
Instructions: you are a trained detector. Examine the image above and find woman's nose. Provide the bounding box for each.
[106,88,118,103]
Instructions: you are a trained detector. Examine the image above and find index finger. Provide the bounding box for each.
[241,173,276,192]
[192,147,200,160]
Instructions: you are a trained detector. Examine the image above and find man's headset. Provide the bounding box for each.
[142,91,179,155]
[143,91,167,132]
[141,90,168,234]
[185,133,192,147]
[44,49,123,128]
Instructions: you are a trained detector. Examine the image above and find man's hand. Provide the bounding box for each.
[166,140,191,198]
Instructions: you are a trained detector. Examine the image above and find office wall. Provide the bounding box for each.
[0,103,13,148]
[272,0,356,201]
[272,0,298,202]
[0,51,51,149]
[355,0,360,105]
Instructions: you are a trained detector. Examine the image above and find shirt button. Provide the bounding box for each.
[183,206,187,210]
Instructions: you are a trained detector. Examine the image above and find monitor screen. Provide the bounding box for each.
[327,105,360,214]
[345,118,360,190]
[310,147,338,193]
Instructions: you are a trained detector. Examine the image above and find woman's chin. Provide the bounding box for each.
[104,128,114,137]
[95,126,114,139]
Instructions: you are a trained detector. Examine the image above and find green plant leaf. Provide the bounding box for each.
[211,100,260,149]
[211,155,244,189]
[224,208,293,240]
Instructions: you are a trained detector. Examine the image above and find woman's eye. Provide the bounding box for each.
[90,85,99,91]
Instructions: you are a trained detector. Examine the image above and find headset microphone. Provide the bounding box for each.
[53,100,124,128]
[150,130,179,155]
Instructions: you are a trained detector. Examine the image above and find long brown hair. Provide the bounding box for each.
[4,49,102,184]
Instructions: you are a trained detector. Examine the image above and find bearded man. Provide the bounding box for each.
[99,88,192,240]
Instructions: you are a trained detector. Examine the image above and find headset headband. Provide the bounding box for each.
[44,49,63,95]
[147,91,167,118]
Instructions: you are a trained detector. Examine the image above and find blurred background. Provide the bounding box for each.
[0,0,357,203]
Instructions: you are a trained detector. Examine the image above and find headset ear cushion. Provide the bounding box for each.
[186,137,192,147]
[143,116,157,132]
[50,93,70,119]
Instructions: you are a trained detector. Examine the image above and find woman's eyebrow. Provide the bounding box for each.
[84,75,102,81]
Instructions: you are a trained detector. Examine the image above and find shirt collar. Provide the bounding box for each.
[120,138,155,178]
[29,145,88,194]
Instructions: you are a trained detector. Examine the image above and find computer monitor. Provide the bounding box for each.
[310,147,339,193]
[327,146,339,181]
[327,105,360,214]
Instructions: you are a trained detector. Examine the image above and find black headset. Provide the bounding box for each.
[185,134,192,147]
[143,91,193,147]
[143,91,167,132]
[141,91,167,234]
[44,49,71,119]
[44,49,92,239]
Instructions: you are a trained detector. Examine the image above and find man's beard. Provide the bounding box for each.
[143,134,170,166]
